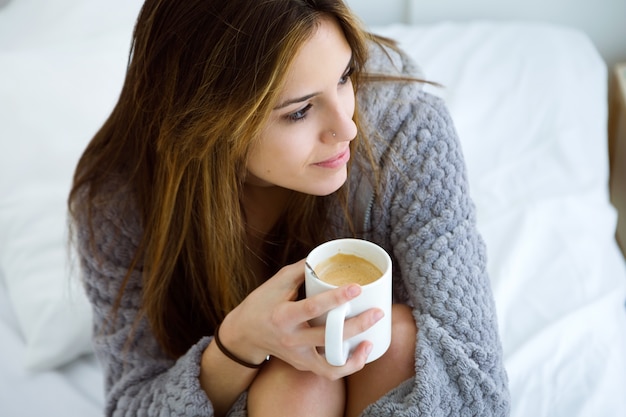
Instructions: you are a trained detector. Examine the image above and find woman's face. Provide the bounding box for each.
[245,17,357,196]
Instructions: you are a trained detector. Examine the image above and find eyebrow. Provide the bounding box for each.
[273,56,354,110]
[274,92,321,110]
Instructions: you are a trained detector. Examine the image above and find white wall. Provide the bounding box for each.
[346,0,410,26]
[346,0,626,67]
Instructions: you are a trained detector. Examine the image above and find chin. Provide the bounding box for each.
[308,172,348,196]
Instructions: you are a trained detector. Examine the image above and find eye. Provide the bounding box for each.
[286,103,313,122]
[339,66,355,85]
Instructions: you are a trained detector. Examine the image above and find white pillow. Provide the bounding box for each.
[0,185,93,370]
[0,0,142,370]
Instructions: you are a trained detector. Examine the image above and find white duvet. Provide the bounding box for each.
[1,1,625,416]
[373,23,626,416]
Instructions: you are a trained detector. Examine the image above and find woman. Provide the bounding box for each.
[69,0,510,416]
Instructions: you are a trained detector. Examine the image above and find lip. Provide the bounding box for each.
[314,147,351,169]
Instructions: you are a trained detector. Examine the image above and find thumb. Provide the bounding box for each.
[277,259,306,298]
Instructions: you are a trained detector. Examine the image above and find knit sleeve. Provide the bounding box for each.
[356,51,510,415]
[74,182,247,417]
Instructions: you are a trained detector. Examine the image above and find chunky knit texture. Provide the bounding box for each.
[76,42,510,416]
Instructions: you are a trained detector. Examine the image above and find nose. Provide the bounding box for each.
[323,93,357,143]
[326,117,357,142]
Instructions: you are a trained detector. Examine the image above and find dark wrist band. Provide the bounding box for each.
[213,324,268,369]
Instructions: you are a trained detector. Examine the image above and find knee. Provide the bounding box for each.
[388,304,417,364]
[268,358,331,390]
[392,304,416,335]
[250,357,344,400]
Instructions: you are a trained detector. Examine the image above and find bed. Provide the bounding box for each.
[2,1,626,416]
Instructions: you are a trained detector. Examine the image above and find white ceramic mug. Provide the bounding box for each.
[305,238,392,366]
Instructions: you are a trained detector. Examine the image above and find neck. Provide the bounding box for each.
[242,184,292,238]
[241,185,292,281]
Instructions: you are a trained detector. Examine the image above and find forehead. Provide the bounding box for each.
[278,17,352,98]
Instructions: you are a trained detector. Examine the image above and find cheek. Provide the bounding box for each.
[247,128,314,177]
[272,140,313,174]
[345,90,356,117]
[340,82,356,117]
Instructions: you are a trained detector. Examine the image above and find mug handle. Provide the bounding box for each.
[325,303,351,366]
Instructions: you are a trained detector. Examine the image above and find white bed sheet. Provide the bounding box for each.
[1,2,626,416]
[0,273,103,416]
[371,23,626,416]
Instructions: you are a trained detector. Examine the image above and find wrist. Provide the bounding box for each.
[216,314,269,367]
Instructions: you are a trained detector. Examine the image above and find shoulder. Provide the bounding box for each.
[351,42,470,229]
[357,87,461,180]
[357,41,457,160]
[72,174,143,271]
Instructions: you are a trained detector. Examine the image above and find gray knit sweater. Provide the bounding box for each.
[76,42,510,416]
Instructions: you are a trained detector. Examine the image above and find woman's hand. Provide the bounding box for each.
[218,259,384,380]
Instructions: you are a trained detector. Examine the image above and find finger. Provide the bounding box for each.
[342,308,385,340]
[290,284,362,324]
[290,306,384,347]
[344,341,373,370]
[260,260,306,300]
[268,323,327,354]
[274,307,380,361]
[278,307,384,361]
[312,341,372,380]
[277,259,307,290]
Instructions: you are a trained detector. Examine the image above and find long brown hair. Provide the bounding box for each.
[69,0,381,358]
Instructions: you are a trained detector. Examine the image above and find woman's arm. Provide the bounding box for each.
[354,43,510,415]
[363,90,510,416]
[76,183,223,416]
[76,181,383,417]
[199,323,259,417]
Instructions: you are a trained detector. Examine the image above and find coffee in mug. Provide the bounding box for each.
[305,238,392,366]
[314,253,382,286]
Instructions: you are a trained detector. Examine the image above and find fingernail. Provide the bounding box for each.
[347,285,361,298]
[364,343,374,357]
[373,309,384,322]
